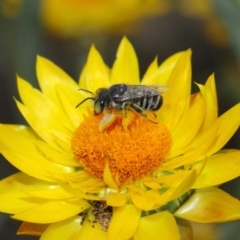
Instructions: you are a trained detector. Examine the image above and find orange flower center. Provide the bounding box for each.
[71,113,172,185]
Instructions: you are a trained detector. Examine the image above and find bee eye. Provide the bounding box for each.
[94,100,104,115]
[93,89,109,115]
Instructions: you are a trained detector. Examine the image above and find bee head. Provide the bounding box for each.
[76,88,109,115]
[94,88,109,115]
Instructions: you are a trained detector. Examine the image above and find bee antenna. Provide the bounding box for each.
[78,89,94,95]
[76,97,95,108]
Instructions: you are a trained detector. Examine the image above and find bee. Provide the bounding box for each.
[76,84,169,131]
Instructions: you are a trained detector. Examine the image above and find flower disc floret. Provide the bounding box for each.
[71,113,172,184]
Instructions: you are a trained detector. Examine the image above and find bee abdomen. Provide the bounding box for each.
[152,95,162,110]
[138,95,162,111]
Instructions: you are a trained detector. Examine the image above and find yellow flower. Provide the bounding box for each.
[40,0,170,37]
[178,0,229,47]
[0,0,23,18]
[0,37,240,240]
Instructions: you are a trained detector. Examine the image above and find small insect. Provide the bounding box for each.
[76,84,169,131]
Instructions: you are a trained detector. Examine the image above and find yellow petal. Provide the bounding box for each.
[17,76,71,129]
[157,51,184,85]
[75,90,94,117]
[51,129,72,153]
[174,187,240,222]
[163,145,204,170]
[155,170,191,184]
[60,179,102,200]
[78,64,87,89]
[163,98,188,133]
[171,97,204,150]
[0,149,54,182]
[160,170,198,205]
[56,86,84,129]
[12,198,90,223]
[66,171,105,194]
[18,222,49,236]
[17,101,74,154]
[74,177,105,193]
[197,74,218,131]
[103,160,119,190]
[0,173,30,192]
[0,173,46,214]
[141,57,159,85]
[0,172,74,201]
[176,218,193,240]
[1,124,35,138]
[53,76,91,123]
[206,103,240,156]
[79,45,110,92]
[34,139,79,167]
[128,185,155,211]
[193,150,240,188]
[75,218,106,240]
[134,211,180,240]
[21,183,74,200]
[144,189,163,205]
[15,101,70,151]
[107,192,127,207]
[40,216,83,240]
[0,189,45,214]
[164,127,217,169]
[160,50,192,120]
[107,204,141,240]
[205,74,217,108]
[0,125,74,182]
[36,56,78,103]
[111,37,140,84]
[181,117,219,160]
[142,178,161,189]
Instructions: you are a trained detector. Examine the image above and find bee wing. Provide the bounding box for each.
[114,85,169,102]
[143,85,169,93]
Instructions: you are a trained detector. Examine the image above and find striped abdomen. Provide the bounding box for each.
[135,95,163,111]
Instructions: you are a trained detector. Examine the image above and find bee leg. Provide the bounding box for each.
[122,102,129,118]
[98,111,117,132]
[121,103,135,129]
[130,103,158,124]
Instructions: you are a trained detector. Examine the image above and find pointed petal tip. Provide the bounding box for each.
[206,73,216,83]
[87,44,102,60]
[36,55,55,69]
[151,56,159,65]
[89,44,97,52]
[36,55,50,70]
[36,55,45,63]
[119,36,133,49]
[111,36,139,84]
[16,75,22,84]
[122,35,129,41]
[184,49,192,58]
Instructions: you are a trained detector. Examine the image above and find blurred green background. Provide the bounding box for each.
[0,0,240,239]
